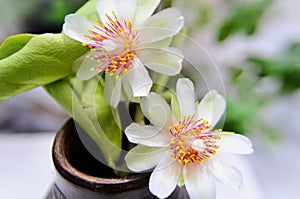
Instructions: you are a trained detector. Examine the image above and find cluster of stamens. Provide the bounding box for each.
[168,115,221,165]
[83,12,140,79]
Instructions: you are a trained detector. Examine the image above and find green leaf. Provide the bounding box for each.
[0,33,88,102]
[44,76,122,168]
[0,34,34,59]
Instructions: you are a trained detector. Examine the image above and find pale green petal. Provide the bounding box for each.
[140,92,173,128]
[139,8,184,44]
[149,158,181,198]
[176,78,197,117]
[196,90,226,127]
[125,123,170,147]
[218,133,254,154]
[207,157,243,188]
[75,52,100,80]
[125,145,165,172]
[124,59,152,97]
[63,14,95,43]
[137,47,183,76]
[104,73,121,108]
[133,0,160,25]
[183,164,216,199]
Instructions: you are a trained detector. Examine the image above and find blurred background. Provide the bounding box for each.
[1,0,300,198]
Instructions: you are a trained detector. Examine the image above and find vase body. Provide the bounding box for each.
[46,119,189,199]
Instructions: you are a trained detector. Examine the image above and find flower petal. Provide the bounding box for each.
[149,158,181,198]
[104,73,121,108]
[138,8,184,44]
[75,52,99,80]
[133,0,160,25]
[63,14,95,44]
[196,90,226,127]
[97,0,137,23]
[96,0,118,23]
[125,145,165,172]
[125,123,170,147]
[207,157,243,188]
[137,47,183,76]
[140,92,173,128]
[176,78,197,117]
[218,133,254,154]
[183,164,216,199]
[139,37,172,48]
[116,0,137,22]
[124,59,152,97]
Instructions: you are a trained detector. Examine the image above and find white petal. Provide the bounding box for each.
[218,133,254,154]
[139,37,172,48]
[102,40,116,51]
[176,78,197,117]
[63,14,95,43]
[137,47,183,76]
[149,158,181,198]
[133,0,160,25]
[116,0,137,22]
[124,59,152,97]
[196,90,226,127]
[207,157,243,188]
[96,0,118,24]
[140,92,173,128]
[125,145,165,172]
[75,52,100,80]
[104,74,121,108]
[183,164,216,199]
[125,123,170,147]
[138,8,184,44]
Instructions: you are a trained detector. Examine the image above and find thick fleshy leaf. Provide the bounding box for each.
[125,145,165,172]
[140,92,173,128]
[133,0,160,25]
[125,123,170,147]
[104,74,121,108]
[63,14,96,44]
[124,59,152,97]
[138,47,183,76]
[0,34,34,59]
[196,90,226,127]
[0,33,87,102]
[183,164,216,199]
[218,133,254,154]
[138,8,184,44]
[176,78,196,117]
[149,158,181,198]
[207,157,243,188]
[44,76,122,168]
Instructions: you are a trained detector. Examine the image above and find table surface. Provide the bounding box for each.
[0,132,264,199]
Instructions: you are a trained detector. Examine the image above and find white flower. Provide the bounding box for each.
[63,0,184,107]
[125,78,254,199]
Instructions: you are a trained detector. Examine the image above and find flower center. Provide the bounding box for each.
[168,115,221,165]
[83,12,140,79]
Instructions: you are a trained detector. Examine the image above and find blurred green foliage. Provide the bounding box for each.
[217,0,272,41]
[249,43,300,92]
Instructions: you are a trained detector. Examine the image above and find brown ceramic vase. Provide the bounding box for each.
[46,119,189,199]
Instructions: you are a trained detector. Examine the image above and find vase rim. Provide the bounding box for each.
[52,118,149,193]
